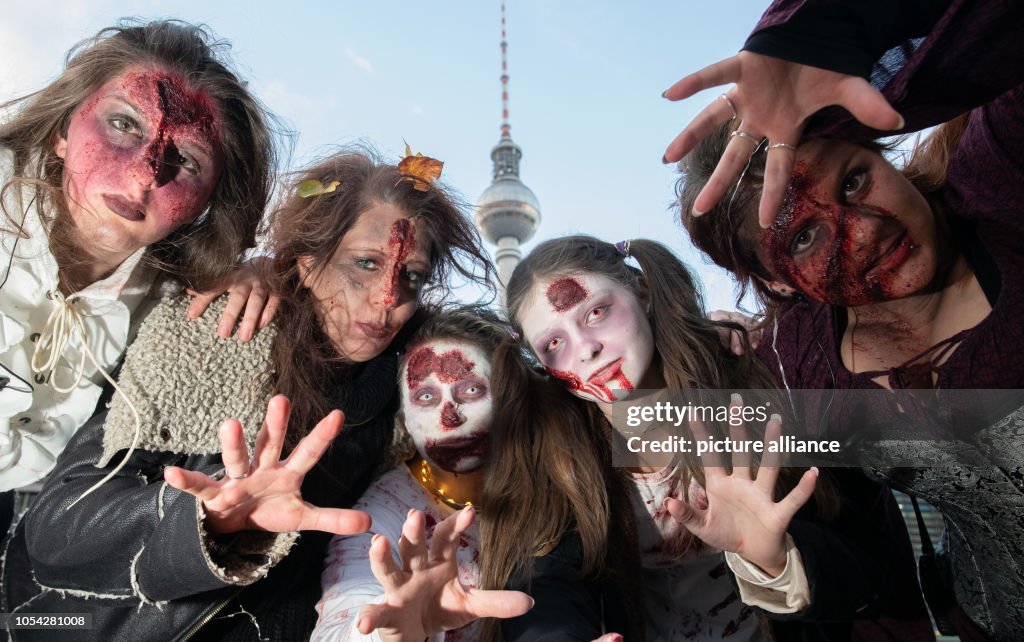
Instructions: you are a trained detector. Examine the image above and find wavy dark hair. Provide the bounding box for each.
[0,19,283,292]
[266,147,497,439]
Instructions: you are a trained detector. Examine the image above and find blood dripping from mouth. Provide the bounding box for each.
[546,277,588,313]
[440,401,463,429]
[383,218,416,307]
[546,366,632,402]
[405,346,475,389]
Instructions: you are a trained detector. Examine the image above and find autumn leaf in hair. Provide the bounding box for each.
[297,179,340,198]
[398,143,443,191]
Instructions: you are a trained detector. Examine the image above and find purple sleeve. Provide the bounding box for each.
[747,0,1024,141]
[944,84,1024,231]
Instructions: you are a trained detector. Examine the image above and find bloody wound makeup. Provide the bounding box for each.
[406,346,476,389]
[383,218,416,307]
[546,277,588,312]
[762,161,906,305]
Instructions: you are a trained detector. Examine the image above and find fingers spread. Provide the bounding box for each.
[837,77,904,131]
[284,409,343,474]
[218,419,251,481]
[662,56,741,101]
[367,532,403,592]
[664,96,735,163]
[163,466,221,502]
[728,394,753,476]
[463,587,534,620]
[300,506,373,536]
[256,395,292,469]
[759,138,798,227]
[777,466,818,520]
[399,509,429,571]
[757,413,785,486]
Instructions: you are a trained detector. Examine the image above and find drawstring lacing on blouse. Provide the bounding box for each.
[30,289,142,506]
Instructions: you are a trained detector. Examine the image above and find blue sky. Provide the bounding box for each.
[1,0,767,312]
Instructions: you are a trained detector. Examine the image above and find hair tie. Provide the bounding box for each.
[614,239,632,258]
[507,328,521,342]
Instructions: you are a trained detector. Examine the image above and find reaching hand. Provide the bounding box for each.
[164,395,371,536]
[663,51,903,227]
[186,258,279,342]
[357,507,533,642]
[709,310,763,356]
[665,395,817,576]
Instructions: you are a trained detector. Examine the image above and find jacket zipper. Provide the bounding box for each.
[178,594,234,642]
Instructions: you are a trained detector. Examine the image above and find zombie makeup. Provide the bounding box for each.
[56,67,224,261]
[519,272,655,405]
[301,203,430,362]
[401,340,492,474]
[758,141,938,307]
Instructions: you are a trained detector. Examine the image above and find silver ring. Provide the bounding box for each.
[767,142,797,151]
[227,470,249,480]
[729,130,762,146]
[718,94,737,120]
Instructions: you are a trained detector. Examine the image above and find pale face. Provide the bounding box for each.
[54,66,224,263]
[757,139,939,306]
[299,203,431,362]
[519,272,655,404]
[401,340,492,474]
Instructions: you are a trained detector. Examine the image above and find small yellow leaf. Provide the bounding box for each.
[297,179,340,198]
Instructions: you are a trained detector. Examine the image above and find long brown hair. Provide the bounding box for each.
[0,19,283,291]
[479,339,645,642]
[266,147,497,438]
[676,118,970,311]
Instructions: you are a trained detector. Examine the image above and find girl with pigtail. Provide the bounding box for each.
[482,234,931,640]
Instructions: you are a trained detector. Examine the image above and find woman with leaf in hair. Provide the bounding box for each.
[2,147,497,641]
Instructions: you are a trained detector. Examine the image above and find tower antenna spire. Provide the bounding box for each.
[500,1,511,139]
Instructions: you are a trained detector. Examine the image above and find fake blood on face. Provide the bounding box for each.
[406,346,476,389]
[546,277,588,313]
[440,401,464,430]
[381,218,416,308]
[762,162,890,305]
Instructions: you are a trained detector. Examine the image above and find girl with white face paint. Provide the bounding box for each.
[480,235,931,641]
[313,308,532,642]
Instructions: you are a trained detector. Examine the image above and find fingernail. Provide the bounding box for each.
[810,466,819,476]
[528,597,536,608]
[661,89,669,99]
[895,114,905,129]
[759,219,771,229]
[371,533,382,544]
[730,393,742,404]
[662,154,670,165]
[771,413,782,422]
[407,508,416,519]
[692,206,705,217]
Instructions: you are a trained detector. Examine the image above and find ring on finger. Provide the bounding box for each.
[767,142,797,151]
[226,459,252,480]
[718,93,737,120]
[729,129,763,146]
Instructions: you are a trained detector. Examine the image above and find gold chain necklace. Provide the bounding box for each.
[416,458,476,511]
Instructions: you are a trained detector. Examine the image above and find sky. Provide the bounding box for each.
[1,0,769,312]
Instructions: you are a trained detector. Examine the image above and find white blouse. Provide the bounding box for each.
[0,162,153,490]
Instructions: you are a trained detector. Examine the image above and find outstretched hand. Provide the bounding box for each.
[357,507,533,642]
[666,395,817,576]
[663,51,903,227]
[186,258,279,342]
[164,395,371,536]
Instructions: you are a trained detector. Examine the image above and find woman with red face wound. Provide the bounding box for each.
[483,235,930,641]
[1,149,497,641]
[0,20,282,510]
[673,1,1024,637]
[313,307,533,642]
